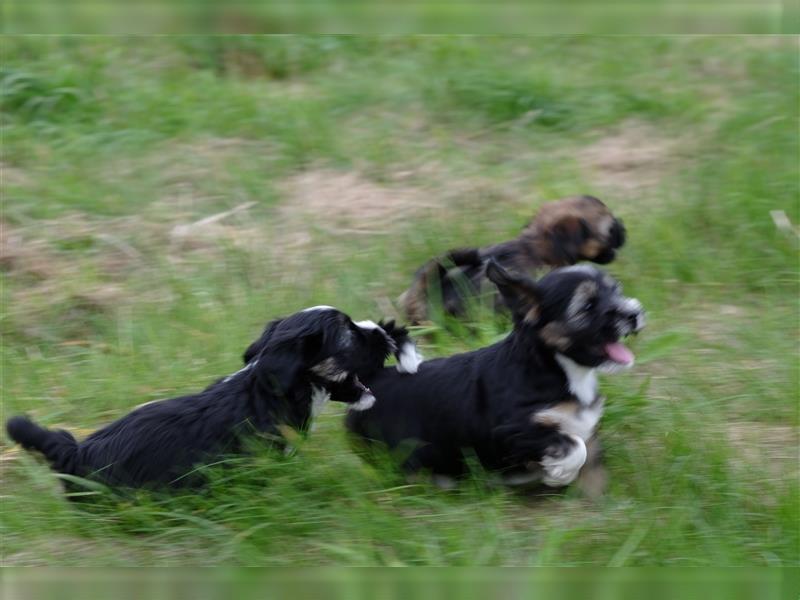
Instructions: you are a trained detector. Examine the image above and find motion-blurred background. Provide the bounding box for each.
[1,36,797,566]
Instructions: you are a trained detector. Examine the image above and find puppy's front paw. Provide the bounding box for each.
[540,434,587,487]
[348,391,376,412]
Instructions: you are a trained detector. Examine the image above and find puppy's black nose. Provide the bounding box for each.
[626,307,645,333]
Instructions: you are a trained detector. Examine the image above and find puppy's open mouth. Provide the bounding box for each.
[348,375,376,411]
[603,340,634,366]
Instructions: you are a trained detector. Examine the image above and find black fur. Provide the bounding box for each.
[7,307,398,489]
[348,262,645,489]
[244,316,417,374]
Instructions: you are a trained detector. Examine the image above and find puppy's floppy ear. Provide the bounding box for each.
[485,260,540,320]
[243,318,284,364]
[254,316,331,394]
[550,216,591,264]
[376,319,405,348]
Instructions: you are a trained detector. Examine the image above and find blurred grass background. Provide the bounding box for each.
[1,35,797,566]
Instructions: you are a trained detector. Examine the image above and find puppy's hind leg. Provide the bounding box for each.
[575,436,608,500]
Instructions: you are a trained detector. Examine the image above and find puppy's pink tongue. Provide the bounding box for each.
[604,342,634,365]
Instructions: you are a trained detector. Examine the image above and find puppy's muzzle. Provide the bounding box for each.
[615,297,645,335]
[593,219,626,264]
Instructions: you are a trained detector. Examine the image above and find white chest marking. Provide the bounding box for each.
[555,353,598,407]
[222,359,258,383]
[533,354,604,442]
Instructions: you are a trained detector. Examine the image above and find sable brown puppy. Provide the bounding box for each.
[348,261,645,494]
[6,306,413,490]
[400,195,626,323]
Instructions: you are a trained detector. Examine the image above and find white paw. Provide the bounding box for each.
[348,391,376,412]
[540,434,587,487]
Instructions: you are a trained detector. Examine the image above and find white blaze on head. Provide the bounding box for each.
[396,341,423,374]
[356,320,397,353]
[302,305,337,313]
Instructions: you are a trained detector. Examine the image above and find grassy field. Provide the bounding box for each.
[1,36,797,566]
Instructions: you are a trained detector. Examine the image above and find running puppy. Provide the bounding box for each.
[6,306,410,489]
[348,262,645,493]
[400,195,626,323]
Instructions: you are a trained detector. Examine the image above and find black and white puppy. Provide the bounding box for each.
[241,308,422,414]
[6,306,410,489]
[347,262,645,492]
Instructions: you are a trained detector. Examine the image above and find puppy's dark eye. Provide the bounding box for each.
[583,299,595,312]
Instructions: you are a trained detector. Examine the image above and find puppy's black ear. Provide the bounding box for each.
[243,318,284,364]
[255,317,331,394]
[485,260,540,319]
[258,340,307,394]
[376,319,407,345]
[551,216,591,264]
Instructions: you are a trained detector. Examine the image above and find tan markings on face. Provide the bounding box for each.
[579,215,615,258]
[567,280,598,321]
[523,304,541,323]
[540,322,571,350]
[579,239,603,259]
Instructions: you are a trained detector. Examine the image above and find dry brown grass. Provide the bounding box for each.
[726,421,799,481]
[277,168,439,235]
[578,120,680,197]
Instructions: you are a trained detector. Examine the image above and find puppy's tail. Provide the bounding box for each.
[6,415,81,476]
[400,248,483,323]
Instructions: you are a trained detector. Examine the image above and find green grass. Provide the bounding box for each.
[1,35,798,566]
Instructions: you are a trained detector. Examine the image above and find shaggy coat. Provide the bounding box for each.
[348,262,645,491]
[7,307,414,489]
[400,195,626,323]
